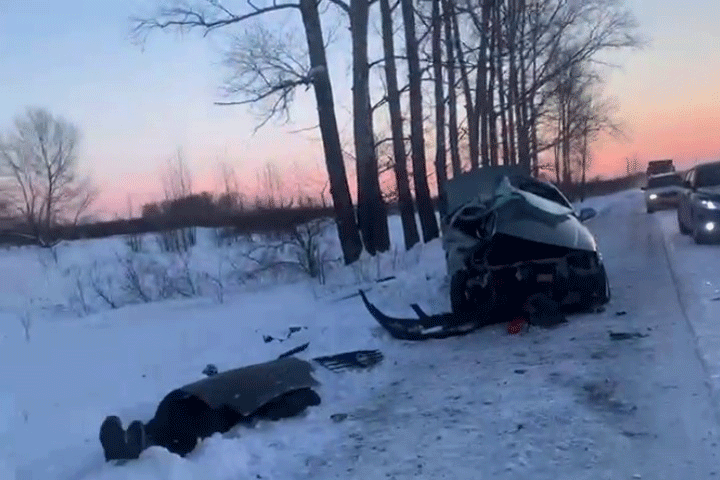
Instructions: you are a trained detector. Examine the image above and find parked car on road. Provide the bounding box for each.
[642,172,684,213]
[677,161,720,244]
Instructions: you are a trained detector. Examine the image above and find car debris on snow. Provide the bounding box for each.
[98,347,384,463]
[609,331,649,341]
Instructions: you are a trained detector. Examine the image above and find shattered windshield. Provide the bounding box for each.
[510,177,573,208]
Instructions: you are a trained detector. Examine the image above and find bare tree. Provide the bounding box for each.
[447,0,641,179]
[163,148,193,200]
[216,161,245,211]
[256,161,294,208]
[131,0,363,264]
[379,0,420,250]
[400,0,439,242]
[443,0,461,177]
[431,0,448,215]
[159,149,197,251]
[0,108,96,241]
[547,60,625,189]
[345,0,390,254]
[625,152,640,176]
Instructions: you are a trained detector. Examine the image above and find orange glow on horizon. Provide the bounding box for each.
[95,105,720,217]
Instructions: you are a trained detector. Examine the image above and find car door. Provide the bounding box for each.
[684,168,697,230]
[680,169,695,227]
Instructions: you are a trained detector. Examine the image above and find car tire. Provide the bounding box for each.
[693,225,708,245]
[450,270,472,315]
[593,263,611,305]
[678,213,691,235]
[646,205,654,214]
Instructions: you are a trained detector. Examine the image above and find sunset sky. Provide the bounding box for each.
[1,0,719,217]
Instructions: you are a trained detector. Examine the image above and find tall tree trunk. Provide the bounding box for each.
[494,0,510,166]
[453,8,477,170]
[486,1,498,167]
[432,0,447,216]
[299,0,362,264]
[562,96,572,188]
[478,0,491,167]
[351,0,389,254]
[530,0,539,176]
[365,91,391,252]
[506,0,518,166]
[443,0,461,177]
[401,0,439,241]
[581,117,588,201]
[517,0,530,174]
[379,0,419,250]
[554,100,562,184]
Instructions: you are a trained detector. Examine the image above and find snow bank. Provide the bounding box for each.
[0,214,436,479]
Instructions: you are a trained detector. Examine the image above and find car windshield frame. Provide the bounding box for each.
[695,164,720,188]
[647,174,683,189]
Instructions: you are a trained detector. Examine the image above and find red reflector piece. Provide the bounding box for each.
[508,317,527,335]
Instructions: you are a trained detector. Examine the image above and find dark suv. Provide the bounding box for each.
[677,161,720,244]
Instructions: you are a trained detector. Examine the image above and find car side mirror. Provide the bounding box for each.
[578,207,597,222]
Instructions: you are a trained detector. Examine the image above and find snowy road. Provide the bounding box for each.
[656,199,720,425]
[299,190,720,480]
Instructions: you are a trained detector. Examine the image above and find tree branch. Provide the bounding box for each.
[131,0,300,41]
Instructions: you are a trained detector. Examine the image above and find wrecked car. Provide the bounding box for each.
[361,166,610,340]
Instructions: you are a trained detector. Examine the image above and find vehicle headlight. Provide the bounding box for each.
[700,199,719,210]
[648,193,658,200]
[705,222,716,232]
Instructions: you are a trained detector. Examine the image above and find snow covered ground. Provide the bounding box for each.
[2,189,720,480]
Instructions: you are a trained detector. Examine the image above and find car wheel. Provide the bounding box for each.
[646,207,654,214]
[450,270,472,315]
[693,225,708,245]
[678,213,691,235]
[592,263,611,305]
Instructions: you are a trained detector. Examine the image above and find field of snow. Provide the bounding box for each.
[0,215,450,480]
[2,189,720,480]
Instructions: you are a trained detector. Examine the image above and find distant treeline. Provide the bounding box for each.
[0,192,337,246]
[0,173,648,247]
[561,172,647,201]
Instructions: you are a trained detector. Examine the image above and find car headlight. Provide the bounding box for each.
[648,193,658,200]
[699,199,719,210]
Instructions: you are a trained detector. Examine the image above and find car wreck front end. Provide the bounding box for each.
[358,167,610,341]
[442,168,610,319]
